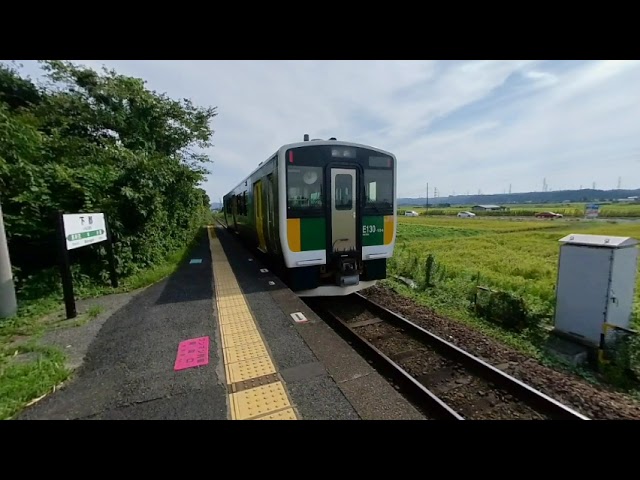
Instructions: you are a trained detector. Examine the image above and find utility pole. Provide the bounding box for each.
[0,197,18,318]
[426,183,429,210]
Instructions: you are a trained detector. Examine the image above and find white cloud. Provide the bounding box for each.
[523,70,558,87]
[9,59,640,200]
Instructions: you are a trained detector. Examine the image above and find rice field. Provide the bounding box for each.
[399,202,640,218]
[389,216,640,327]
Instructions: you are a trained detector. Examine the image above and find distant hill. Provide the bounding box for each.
[399,188,640,206]
[211,190,639,209]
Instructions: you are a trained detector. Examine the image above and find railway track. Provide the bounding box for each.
[305,293,590,420]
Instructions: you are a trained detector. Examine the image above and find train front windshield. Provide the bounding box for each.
[285,145,394,216]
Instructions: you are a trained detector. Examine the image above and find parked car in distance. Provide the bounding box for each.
[457,211,476,218]
[405,210,419,217]
[535,211,563,218]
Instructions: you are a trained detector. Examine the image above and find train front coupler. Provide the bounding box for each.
[335,256,360,287]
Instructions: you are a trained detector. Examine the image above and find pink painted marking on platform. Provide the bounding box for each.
[174,336,210,371]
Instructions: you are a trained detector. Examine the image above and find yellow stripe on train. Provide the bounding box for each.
[384,215,394,245]
[287,218,301,252]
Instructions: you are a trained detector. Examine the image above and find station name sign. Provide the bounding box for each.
[63,213,107,250]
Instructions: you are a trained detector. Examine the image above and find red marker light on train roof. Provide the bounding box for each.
[289,151,294,163]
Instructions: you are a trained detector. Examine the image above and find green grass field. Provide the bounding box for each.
[391,216,640,321]
[387,216,640,384]
[400,202,640,218]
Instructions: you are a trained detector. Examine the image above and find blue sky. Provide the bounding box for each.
[10,60,640,202]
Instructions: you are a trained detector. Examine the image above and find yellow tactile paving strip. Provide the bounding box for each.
[207,225,298,420]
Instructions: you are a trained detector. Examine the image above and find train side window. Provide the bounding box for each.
[364,169,393,209]
[255,183,261,214]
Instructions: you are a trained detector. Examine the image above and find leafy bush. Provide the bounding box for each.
[0,61,217,294]
[600,332,640,390]
[473,288,541,331]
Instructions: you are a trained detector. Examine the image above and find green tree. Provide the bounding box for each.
[0,60,217,291]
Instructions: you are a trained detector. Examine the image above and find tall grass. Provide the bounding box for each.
[388,216,640,388]
[392,217,640,323]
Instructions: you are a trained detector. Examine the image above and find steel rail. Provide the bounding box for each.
[350,293,589,420]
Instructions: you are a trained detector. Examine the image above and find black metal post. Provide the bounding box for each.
[57,211,77,319]
[104,214,118,288]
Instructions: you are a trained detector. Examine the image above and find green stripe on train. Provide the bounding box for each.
[301,217,326,251]
[299,216,385,250]
[362,216,384,246]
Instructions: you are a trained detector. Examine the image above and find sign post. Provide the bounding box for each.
[57,211,118,319]
[104,216,118,289]
[57,212,77,319]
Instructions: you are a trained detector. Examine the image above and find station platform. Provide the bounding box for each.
[17,224,424,420]
[209,224,425,420]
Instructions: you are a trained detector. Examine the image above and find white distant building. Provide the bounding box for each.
[471,204,507,211]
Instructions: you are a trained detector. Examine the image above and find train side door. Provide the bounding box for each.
[330,168,357,254]
[254,181,267,253]
[265,174,277,253]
